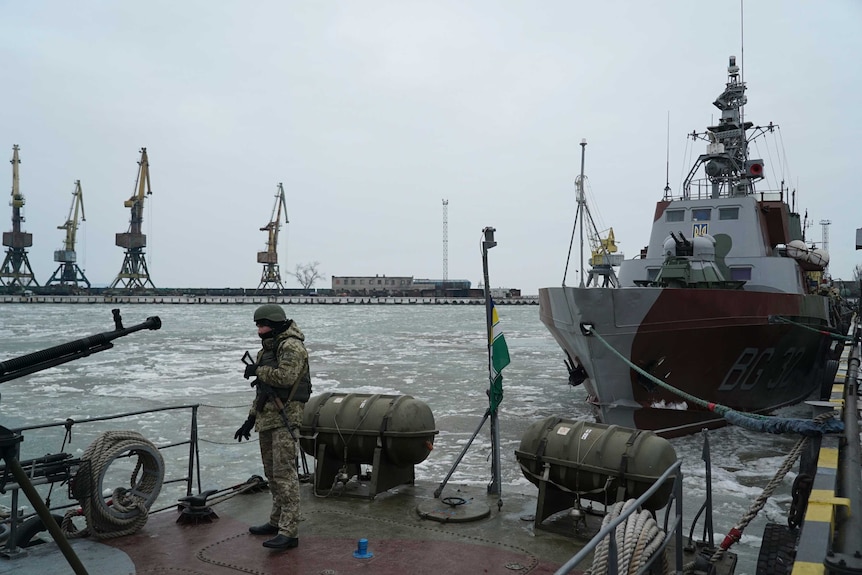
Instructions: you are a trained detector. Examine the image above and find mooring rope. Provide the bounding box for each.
[703,413,832,568]
[770,315,852,342]
[583,325,843,435]
[586,499,670,575]
[64,430,164,540]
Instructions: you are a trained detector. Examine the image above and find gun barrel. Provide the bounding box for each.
[0,315,161,383]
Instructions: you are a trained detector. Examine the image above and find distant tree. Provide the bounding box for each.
[294,261,325,290]
[854,263,862,283]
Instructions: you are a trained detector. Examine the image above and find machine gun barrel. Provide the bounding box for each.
[0,309,161,383]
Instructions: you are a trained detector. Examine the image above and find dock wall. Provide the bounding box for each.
[0,295,539,305]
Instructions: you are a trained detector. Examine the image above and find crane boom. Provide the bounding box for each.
[257,183,289,291]
[58,180,85,252]
[123,148,152,233]
[46,180,91,289]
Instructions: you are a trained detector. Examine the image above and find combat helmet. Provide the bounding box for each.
[254,304,286,323]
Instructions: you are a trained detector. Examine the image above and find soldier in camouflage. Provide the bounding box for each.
[234,304,312,550]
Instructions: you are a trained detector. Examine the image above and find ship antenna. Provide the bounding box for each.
[664,111,671,199]
[740,0,745,130]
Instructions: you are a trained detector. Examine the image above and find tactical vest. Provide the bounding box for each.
[257,335,312,403]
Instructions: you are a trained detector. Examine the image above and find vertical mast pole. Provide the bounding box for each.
[482,227,502,505]
[578,139,587,288]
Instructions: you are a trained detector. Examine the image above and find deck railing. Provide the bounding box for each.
[2,404,201,553]
[553,459,684,575]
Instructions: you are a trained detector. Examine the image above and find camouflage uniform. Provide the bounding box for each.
[250,321,310,538]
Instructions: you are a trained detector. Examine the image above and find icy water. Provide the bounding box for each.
[0,303,810,573]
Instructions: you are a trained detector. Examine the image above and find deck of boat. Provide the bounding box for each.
[4,481,582,574]
[0,474,740,575]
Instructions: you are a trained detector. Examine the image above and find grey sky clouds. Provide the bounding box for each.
[2,1,860,293]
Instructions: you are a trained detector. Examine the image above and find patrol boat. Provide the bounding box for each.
[539,56,852,437]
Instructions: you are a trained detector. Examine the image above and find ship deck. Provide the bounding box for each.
[0,477,734,575]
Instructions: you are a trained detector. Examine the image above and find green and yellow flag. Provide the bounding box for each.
[489,298,511,413]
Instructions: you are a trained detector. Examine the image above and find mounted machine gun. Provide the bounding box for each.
[257,182,289,291]
[46,180,90,289]
[0,309,161,573]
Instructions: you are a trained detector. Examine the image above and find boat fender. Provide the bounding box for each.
[788,473,813,529]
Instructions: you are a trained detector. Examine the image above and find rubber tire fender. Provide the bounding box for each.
[755,522,798,575]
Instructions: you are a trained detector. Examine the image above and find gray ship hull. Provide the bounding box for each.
[539,286,836,437]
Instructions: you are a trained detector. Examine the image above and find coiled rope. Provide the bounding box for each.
[64,430,164,540]
[586,499,670,575]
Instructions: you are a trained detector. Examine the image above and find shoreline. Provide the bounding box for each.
[0,294,539,305]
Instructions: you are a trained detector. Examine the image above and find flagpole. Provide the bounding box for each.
[481,227,502,505]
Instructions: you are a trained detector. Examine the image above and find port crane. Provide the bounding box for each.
[1,145,39,290]
[257,183,289,291]
[110,148,155,291]
[46,180,91,288]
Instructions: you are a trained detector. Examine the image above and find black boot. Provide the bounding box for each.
[263,534,299,549]
[249,523,279,535]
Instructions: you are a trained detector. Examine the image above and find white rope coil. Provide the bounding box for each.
[587,499,670,575]
[66,430,164,540]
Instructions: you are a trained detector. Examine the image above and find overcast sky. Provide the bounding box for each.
[2,1,860,294]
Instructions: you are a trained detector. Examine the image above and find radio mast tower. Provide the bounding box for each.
[442,199,448,282]
[110,148,155,291]
[46,180,90,289]
[257,183,289,292]
[1,145,39,290]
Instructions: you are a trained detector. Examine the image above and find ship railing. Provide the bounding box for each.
[553,459,684,575]
[832,321,861,568]
[2,404,201,549]
[673,178,787,203]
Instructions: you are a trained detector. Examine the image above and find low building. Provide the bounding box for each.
[331,275,473,297]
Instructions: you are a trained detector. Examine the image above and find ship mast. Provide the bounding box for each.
[682,56,765,200]
[562,140,621,288]
[577,140,586,288]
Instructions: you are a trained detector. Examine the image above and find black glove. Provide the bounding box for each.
[243,363,258,379]
[234,416,255,442]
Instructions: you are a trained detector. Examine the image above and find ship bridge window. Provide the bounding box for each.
[647,268,660,281]
[730,267,752,281]
[719,207,739,220]
[692,208,712,221]
[666,210,684,222]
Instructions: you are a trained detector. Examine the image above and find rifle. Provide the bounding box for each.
[241,351,297,441]
[0,309,162,384]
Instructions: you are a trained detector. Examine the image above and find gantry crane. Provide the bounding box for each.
[46,180,90,288]
[110,148,155,291]
[257,183,289,291]
[1,145,39,290]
